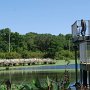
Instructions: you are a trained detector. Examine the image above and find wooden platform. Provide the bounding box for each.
[72,36,90,43]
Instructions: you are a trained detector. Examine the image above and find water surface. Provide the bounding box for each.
[0,64,80,90]
[14,64,80,70]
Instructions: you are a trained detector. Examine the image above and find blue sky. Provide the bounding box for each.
[0,0,90,35]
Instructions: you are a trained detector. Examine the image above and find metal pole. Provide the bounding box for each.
[74,45,78,84]
[9,30,10,53]
[69,39,70,52]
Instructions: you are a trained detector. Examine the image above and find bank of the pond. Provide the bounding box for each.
[0,60,80,71]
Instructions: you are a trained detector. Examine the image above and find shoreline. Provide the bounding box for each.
[0,60,80,72]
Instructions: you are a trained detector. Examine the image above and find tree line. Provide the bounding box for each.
[0,28,74,60]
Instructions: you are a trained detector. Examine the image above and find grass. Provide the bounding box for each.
[55,59,80,65]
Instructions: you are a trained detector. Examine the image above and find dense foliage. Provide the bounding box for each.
[0,28,74,60]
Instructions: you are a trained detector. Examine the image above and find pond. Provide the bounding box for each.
[14,64,80,70]
[0,64,80,89]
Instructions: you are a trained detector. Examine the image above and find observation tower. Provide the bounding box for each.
[72,20,90,87]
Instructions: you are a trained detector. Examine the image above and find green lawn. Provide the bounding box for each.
[55,59,80,65]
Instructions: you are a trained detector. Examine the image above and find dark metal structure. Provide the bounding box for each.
[72,20,90,87]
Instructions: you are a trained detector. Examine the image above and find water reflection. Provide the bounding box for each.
[0,70,79,84]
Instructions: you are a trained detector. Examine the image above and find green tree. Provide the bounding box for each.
[0,28,74,59]
[5,52,21,59]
